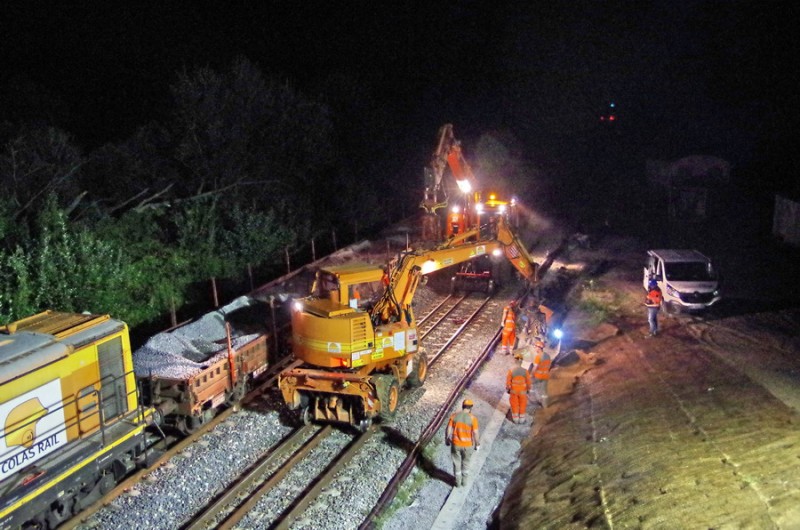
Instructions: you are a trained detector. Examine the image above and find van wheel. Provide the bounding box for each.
[664,302,678,315]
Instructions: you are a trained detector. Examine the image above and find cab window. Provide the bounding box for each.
[313,271,340,301]
[349,280,383,310]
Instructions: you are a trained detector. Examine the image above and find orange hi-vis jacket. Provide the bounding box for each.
[533,349,552,380]
[507,366,531,395]
[533,347,543,365]
[503,307,516,333]
[447,410,480,448]
[646,288,662,307]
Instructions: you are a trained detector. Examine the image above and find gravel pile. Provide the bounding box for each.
[132,295,261,379]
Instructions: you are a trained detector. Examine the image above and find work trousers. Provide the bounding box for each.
[509,393,528,423]
[647,306,660,335]
[451,445,474,487]
[532,379,549,407]
[501,330,516,354]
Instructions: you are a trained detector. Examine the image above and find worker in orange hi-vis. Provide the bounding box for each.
[500,300,518,355]
[445,399,481,487]
[507,355,532,424]
[532,338,552,408]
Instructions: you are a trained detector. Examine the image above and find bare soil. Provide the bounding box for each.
[496,237,800,529]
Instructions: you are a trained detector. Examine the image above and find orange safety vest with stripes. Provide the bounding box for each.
[646,288,662,307]
[447,410,480,448]
[533,349,552,380]
[507,366,531,395]
[502,307,516,333]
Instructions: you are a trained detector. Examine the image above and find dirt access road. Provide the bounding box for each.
[496,236,800,529]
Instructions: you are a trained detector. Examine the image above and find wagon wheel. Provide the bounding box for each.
[301,406,313,426]
[177,414,204,435]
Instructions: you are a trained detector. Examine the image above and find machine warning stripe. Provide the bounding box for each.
[0,415,150,520]
[300,338,371,354]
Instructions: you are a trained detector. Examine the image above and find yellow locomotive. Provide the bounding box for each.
[0,311,152,530]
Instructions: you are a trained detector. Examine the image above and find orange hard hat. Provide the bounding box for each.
[462,399,474,408]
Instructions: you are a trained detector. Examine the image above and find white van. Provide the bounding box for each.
[643,249,721,313]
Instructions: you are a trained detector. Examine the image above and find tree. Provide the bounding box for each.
[168,57,335,236]
[0,124,83,231]
[220,203,296,276]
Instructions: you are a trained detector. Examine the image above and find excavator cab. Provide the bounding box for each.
[312,265,385,311]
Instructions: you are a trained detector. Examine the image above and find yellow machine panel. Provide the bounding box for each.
[1,311,153,529]
[1,311,137,479]
[292,307,376,368]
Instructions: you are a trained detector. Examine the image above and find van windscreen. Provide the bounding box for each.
[665,262,715,282]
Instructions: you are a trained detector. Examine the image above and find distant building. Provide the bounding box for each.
[646,156,731,223]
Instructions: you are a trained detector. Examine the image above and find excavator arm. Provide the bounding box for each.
[372,240,495,325]
[425,123,479,206]
[373,216,537,326]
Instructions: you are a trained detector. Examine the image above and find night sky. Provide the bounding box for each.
[2,2,798,193]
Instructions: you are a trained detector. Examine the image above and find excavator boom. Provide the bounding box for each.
[421,124,483,240]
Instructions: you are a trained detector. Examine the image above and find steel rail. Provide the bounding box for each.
[359,326,503,529]
[427,296,492,365]
[273,426,376,530]
[417,294,456,325]
[62,354,302,530]
[180,425,328,530]
[418,294,468,339]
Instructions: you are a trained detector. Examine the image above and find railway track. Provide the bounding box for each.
[417,294,463,328]
[418,294,492,364]
[361,325,502,529]
[181,424,328,529]
[69,271,544,530]
[175,290,500,529]
[62,355,302,530]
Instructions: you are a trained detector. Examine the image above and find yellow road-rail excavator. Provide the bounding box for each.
[278,216,538,430]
